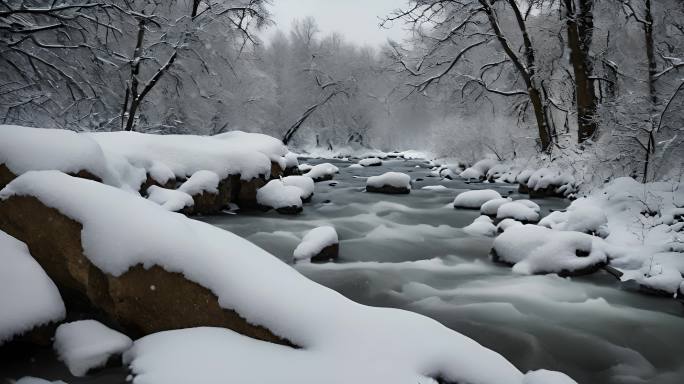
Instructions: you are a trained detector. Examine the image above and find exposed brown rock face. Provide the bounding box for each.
[283,166,301,176]
[310,244,339,263]
[270,162,283,180]
[0,164,102,190]
[0,195,291,346]
[366,185,410,194]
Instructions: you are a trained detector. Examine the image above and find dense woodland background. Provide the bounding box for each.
[1,0,683,182]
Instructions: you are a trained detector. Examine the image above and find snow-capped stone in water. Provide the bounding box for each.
[523,369,578,384]
[459,167,483,180]
[0,231,65,345]
[620,263,684,296]
[480,197,512,216]
[298,163,313,173]
[282,176,315,202]
[1,171,575,384]
[256,179,303,214]
[293,226,339,263]
[283,152,301,175]
[453,189,502,209]
[146,185,194,213]
[358,157,382,167]
[54,320,133,376]
[463,216,497,237]
[460,159,498,181]
[486,164,509,182]
[366,172,411,194]
[348,163,364,169]
[539,201,609,237]
[422,185,449,191]
[492,225,608,276]
[525,168,576,197]
[496,218,523,233]
[497,201,541,223]
[304,163,339,182]
[177,170,229,214]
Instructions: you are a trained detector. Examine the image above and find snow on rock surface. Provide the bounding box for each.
[621,263,683,295]
[213,130,288,166]
[358,157,382,167]
[480,197,512,216]
[303,163,339,182]
[0,125,115,185]
[459,167,482,180]
[284,152,299,168]
[493,225,607,275]
[282,176,315,201]
[91,131,273,181]
[145,186,193,212]
[422,185,449,191]
[178,170,219,196]
[293,226,339,262]
[497,201,541,223]
[14,378,68,384]
[522,370,578,384]
[453,189,502,209]
[256,179,303,211]
[366,172,411,189]
[539,201,608,236]
[526,168,576,196]
[463,216,497,237]
[0,171,574,384]
[54,320,133,376]
[0,231,65,345]
[497,218,523,233]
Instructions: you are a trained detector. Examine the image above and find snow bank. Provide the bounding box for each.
[480,197,512,216]
[54,320,132,376]
[539,201,608,236]
[493,225,607,275]
[303,163,339,181]
[366,172,411,189]
[0,231,65,345]
[497,201,541,223]
[282,176,315,201]
[0,125,117,186]
[358,157,382,167]
[213,130,288,166]
[453,189,502,209]
[293,226,338,262]
[621,263,683,295]
[1,171,573,384]
[256,180,303,210]
[146,186,194,212]
[91,131,273,181]
[178,170,219,196]
[463,216,497,237]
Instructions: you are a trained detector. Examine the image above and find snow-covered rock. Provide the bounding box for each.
[178,170,219,196]
[283,152,301,176]
[358,157,382,167]
[539,202,608,237]
[496,201,541,223]
[523,370,578,384]
[524,168,576,197]
[54,320,133,376]
[422,185,449,191]
[0,170,575,384]
[0,231,65,345]
[293,226,339,262]
[492,225,608,276]
[304,163,339,182]
[460,159,498,181]
[282,176,315,202]
[453,189,502,209]
[463,216,497,237]
[459,167,483,180]
[256,179,303,214]
[366,172,411,194]
[146,185,194,213]
[496,218,523,233]
[480,197,512,216]
[620,262,683,296]
[14,378,68,384]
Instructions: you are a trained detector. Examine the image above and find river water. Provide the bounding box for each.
[2,157,683,383]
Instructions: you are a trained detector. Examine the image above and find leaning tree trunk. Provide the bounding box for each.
[642,0,657,182]
[563,0,599,143]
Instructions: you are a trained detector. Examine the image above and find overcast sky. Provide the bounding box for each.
[263,0,410,47]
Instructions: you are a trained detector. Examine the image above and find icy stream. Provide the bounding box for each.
[204,157,684,384]
[2,158,683,383]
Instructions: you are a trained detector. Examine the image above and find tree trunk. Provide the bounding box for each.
[123,18,146,132]
[563,0,598,143]
[642,0,656,182]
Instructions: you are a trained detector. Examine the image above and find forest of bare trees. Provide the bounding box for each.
[1,0,683,180]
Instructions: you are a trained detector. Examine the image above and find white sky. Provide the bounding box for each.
[263,0,410,47]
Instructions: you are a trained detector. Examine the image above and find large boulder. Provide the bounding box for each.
[0,195,289,345]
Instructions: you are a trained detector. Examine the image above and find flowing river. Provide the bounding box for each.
[2,157,683,383]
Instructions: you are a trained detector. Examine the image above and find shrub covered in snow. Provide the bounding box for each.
[366,172,411,194]
[0,231,65,345]
[293,226,339,262]
[453,189,502,209]
[54,320,133,376]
